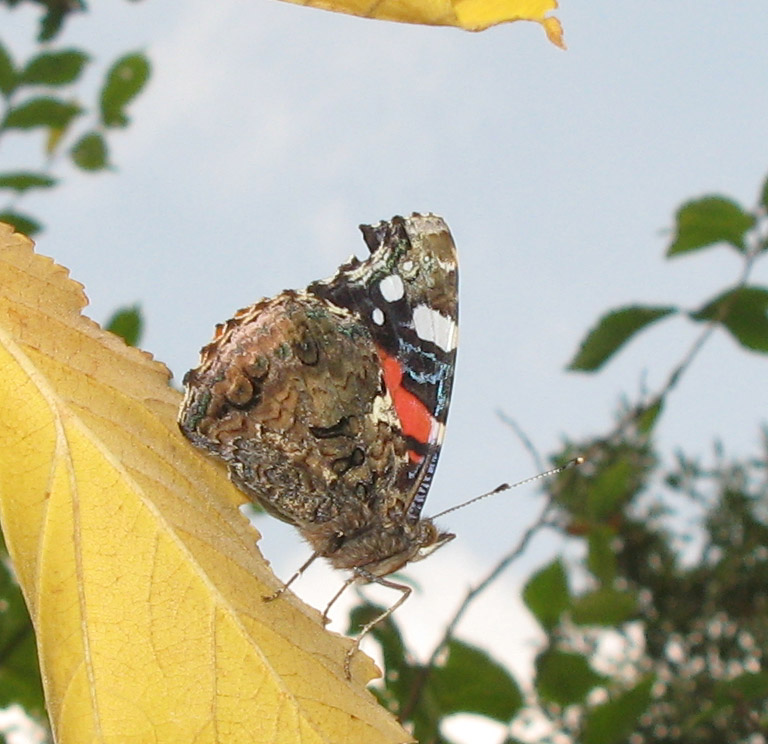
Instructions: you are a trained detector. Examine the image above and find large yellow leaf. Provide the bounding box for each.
[279,0,565,46]
[0,223,409,744]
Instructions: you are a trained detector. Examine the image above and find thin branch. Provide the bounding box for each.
[495,409,546,472]
[598,222,763,445]
[400,494,556,720]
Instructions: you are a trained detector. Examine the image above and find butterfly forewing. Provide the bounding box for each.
[307,214,458,523]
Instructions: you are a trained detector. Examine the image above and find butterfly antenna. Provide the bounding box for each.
[431,456,584,520]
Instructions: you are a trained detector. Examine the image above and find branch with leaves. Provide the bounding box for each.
[0,39,150,236]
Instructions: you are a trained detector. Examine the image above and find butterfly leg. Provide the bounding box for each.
[262,552,319,602]
[344,570,412,679]
[322,575,356,626]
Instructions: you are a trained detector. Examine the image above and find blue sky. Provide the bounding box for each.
[4,0,768,739]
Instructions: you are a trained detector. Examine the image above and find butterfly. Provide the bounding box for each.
[179,214,458,674]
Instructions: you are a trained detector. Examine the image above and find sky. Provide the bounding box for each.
[3,1,768,741]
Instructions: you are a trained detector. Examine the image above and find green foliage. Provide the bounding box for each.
[0,32,150,235]
[535,650,607,706]
[668,196,755,256]
[0,44,15,95]
[2,97,82,130]
[349,603,522,742]
[0,0,86,42]
[635,398,663,434]
[582,678,654,744]
[71,131,109,171]
[691,286,768,352]
[0,172,57,192]
[100,53,151,128]
[429,640,523,721]
[568,306,677,371]
[568,180,768,372]
[0,209,41,236]
[522,558,570,631]
[761,173,768,211]
[570,588,636,626]
[19,50,89,86]
[586,527,616,583]
[104,304,143,347]
[707,672,768,724]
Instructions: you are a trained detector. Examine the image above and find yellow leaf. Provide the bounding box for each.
[0,223,409,744]
[279,0,565,45]
[46,126,66,156]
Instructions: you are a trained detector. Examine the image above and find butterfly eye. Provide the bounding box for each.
[414,527,455,561]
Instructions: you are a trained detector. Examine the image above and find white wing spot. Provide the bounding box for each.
[413,305,457,353]
[379,274,405,303]
[372,308,385,325]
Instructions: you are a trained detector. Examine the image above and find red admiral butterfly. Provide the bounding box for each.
[179,214,459,674]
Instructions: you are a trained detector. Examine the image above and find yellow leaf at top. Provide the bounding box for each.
[0,223,409,744]
[280,0,565,45]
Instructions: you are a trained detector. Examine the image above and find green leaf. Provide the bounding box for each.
[587,459,635,520]
[100,53,151,128]
[0,535,45,714]
[70,131,109,172]
[582,678,654,744]
[0,211,42,237]
[39,3,74,42]
[571,588,636,626]
[668,196,755,256]
[0,172,57,192]
[523,559,570,631]
[347,600,427,727]
[691,286,768,353]
[20,50,89,87]
[348,602,406,675]
[429,640,523,721]
[587,527,616,584]
[0,42,16,96]
[568,306,677,372]
[2,97,81,131]
[720,671,768,701]
[760,173,768,212]
[535,650,607,706]
[636,397,663,435]
[711,671,768,713]
[105,305,143,347]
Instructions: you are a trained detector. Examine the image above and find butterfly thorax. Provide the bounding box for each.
[302,511,455,578]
